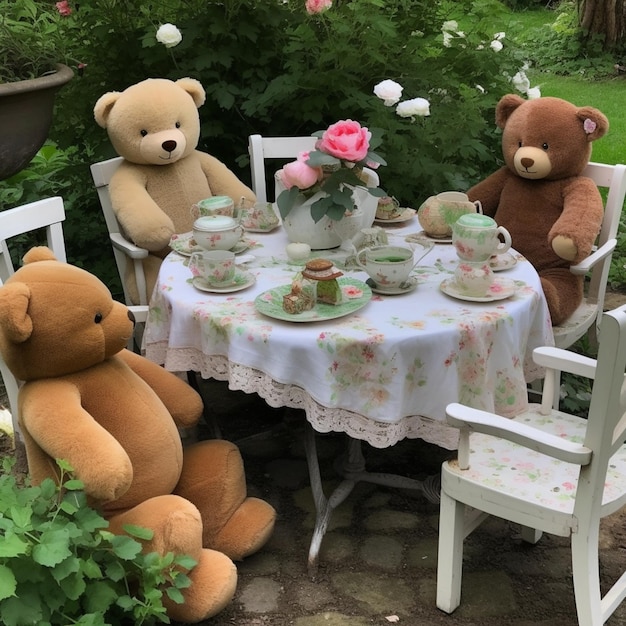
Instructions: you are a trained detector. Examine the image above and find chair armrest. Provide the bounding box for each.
[109,233,149,259]
[446,402,592,469]
[533,346,597,380]
[569,239,616,275]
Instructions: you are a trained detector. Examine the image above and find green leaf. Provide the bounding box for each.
[165,586,185,605]
[111,535,142,560]
[122,524,154,541]
[174,554,197,570]
[32,529,71,566]
[83,579,119,613]
[1,589,44,626]
[0,564,17,601]
[0,532,29,558]
[59,570,86,601]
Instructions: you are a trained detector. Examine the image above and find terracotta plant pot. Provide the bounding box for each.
[0,64,73,180]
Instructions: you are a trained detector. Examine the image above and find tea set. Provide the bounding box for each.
[180,192,519,301]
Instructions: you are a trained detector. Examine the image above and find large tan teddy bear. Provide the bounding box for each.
[94,77,256,304]
[468,95,609,325]
[0,247,276,623]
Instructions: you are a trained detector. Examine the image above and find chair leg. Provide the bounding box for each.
[436,489,466,613]
[571,526,603,626]
[520,525,542,544]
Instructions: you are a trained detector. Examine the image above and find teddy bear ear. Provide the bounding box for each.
[0,283,34,344]
[576,106,609,142]
[495,94,526,130]
[94,91,122,128]
[175,77,206,108]
[22,246,57,264]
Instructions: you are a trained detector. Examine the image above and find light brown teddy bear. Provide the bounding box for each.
[0,247,276,623]
[468,95,609,325]
[94,77,256,304]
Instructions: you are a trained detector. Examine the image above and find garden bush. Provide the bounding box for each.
[0,0,554,295]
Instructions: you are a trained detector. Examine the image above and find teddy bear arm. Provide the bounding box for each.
[467,167,511,217]
[21,380,133,502]
[110,166,176,251]
[195,151,256,208]
[549,177,604,263]
[117,349,203,427]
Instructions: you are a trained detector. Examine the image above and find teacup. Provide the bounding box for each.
[191,195,235,220]
[189,250,236,285]
[454,261,495,297]
[452,213,511,263]
[242,202,279,231]
[192,215,244,251]
[417,191,482,238]
[355,243,431,291]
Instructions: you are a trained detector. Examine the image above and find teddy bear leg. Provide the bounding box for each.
[175,439,277,560]
[124,254,162,305]
[540,269,584,326]
[107,494,237,622]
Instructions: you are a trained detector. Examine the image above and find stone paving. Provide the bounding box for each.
[192,379,626,626]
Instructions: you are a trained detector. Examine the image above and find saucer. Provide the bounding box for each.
[406,231,452,244]
[439,277,517,302]
[243,224,280,233]
[489,251,517,271]
[374,208,416,224]
[170,232,251,256]
[366,276,418,295]
[192,269,255,293]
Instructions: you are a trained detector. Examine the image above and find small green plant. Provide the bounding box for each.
[0,457,195,625]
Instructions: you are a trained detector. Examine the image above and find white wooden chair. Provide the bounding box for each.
[0,196,68,453]
[90,156,150,307]
[248,134,318,203]
[552,162,626,350]
[437,303,626,625]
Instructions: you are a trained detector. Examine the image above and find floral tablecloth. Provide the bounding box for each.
[144,222,554,450]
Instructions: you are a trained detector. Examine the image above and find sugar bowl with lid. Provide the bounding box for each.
[192,214,243,251]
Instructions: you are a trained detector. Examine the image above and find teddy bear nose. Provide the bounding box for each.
[127,309,136,324]
[520,157,534,169]
[162,140,177,153]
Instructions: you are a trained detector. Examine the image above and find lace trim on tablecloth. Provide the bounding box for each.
[147,343,462,451]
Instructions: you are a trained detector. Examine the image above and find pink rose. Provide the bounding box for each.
[56,1,72,16]
[279,159,322,190]
[305,0,332,15]
[318,120,371,162]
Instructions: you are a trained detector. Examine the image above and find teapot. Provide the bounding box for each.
[417,191,482,239]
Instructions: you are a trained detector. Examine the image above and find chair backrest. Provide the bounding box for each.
[90,156,149,306]
[0,196,68,445]
[248,134,318,203]
[582,162,626,302]
[0,196,67,281]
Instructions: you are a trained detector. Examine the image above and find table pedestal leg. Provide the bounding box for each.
[303,425,441,578]
[304,423,357,578]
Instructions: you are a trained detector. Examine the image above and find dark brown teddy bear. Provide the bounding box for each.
[468,95,609,325]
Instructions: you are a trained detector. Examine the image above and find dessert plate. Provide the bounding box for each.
[439,277,517,302]
[374,208,416,225]
[406,231,452,244]
[255,277,371,322]
[366,276,418,295]
[489,251,517,271]
[192,269,255,293]
[242,224,281,233]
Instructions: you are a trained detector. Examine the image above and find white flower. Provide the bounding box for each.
[494,31,506,40]
[527,86,542,99]
[156,23,182,48]
[512,70,530,93]
[374,80,404,107]
[476,84,486,94]
[442,32,453,47]
[490,39,503,52]
[396,97,430,119]
[442,20,458,32]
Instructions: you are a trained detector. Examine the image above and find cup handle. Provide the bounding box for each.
[355,248,369,269]
[495,226,512,254]
[474,200,483,214]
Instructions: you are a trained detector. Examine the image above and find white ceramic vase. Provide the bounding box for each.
[277,178,377,250]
